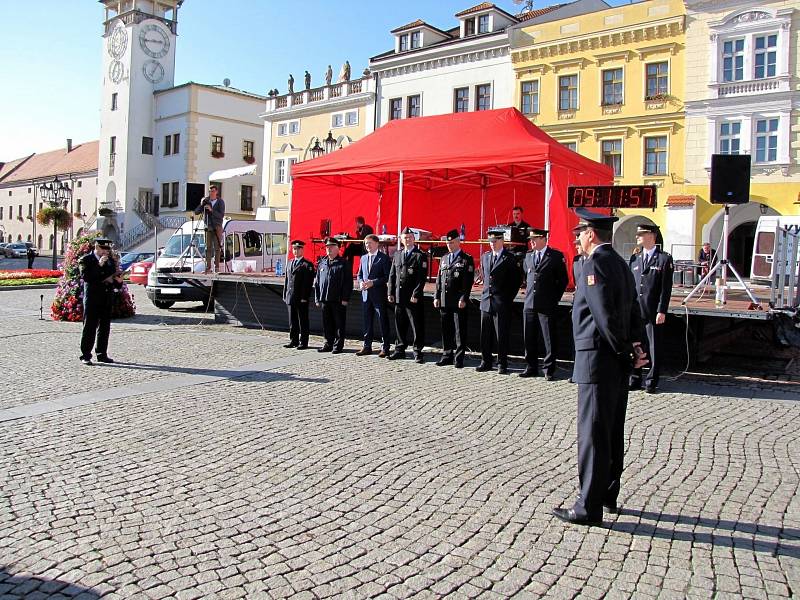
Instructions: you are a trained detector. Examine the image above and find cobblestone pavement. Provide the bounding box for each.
[0,288,798,599]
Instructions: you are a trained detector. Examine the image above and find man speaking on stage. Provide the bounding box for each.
[194,185,225,273]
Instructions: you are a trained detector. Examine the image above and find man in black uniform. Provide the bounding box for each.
[434,229,475,368]
[79,238,123,365]
[283,240,315,349]
[507,206,531,261]
[388,227,428,363]
[314,238,353,354]
[629,223,673,393]
[476,230,521,375]
[521,229,568,380]
[553,209,646,526]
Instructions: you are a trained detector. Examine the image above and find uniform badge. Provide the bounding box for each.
[454,272,460,278]
[587,275,595,286]
[468,266,474,272]
[422,262,427,268]
[408,268,414,274]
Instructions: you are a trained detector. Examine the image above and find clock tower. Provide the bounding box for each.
[98,0,180,242]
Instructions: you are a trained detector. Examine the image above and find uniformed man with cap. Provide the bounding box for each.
[476,229,522,374]
[521,228,568,380]
[79,237,123,365]
[552,208,646,526]
[314,237,353,354]
[629,223,673,393]
[434,229,475,368]
[388,227,428,363]
[283,240,315,350]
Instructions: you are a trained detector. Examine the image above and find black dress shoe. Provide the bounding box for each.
[296,344,308,350]
[318,345,332,353]
[437,356,454,367]
[80,357,93,366]
[414,355,424,364]
[628,381,642,391]
[497,366,508,375]
[388,351,406,360]
[331,348,343,354]
[603,503,621,515]
[475,363,492,372]
[518,369,541,378]
[545,374,555,381]
[454,360,464,369]
[283,342,298,348]
[96,356,115,364]
[645,385,657,394]
[552,507,602,527]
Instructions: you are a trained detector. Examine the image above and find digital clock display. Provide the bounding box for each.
[568,185,657,209]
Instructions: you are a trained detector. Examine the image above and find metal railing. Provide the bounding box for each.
[771,226,800,310]
[119,212,187,251]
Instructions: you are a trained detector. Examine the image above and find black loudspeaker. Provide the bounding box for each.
[152,195,159,216]
[320,219,331,238]
[710,154,751,205]
[185,183,205,212]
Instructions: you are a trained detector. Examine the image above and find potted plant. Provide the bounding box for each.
[243,155,256,164]
[645,93,668,102]
[98,207,114,217]
[211,150,225,158]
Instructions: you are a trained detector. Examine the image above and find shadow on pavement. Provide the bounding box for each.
[98,361,331,384]
[123,313,210,326]
[613,509,800,558]
[649,377,800,401]
[0,568,102,598]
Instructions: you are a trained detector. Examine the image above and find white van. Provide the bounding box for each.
[146,218,287,308]
[750,215,800,282]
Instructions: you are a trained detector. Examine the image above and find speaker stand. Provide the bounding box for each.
[682,205,761,309]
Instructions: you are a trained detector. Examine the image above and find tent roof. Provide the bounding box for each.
[292,108,612,185]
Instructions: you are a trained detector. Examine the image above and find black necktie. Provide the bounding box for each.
[368,254,373,273]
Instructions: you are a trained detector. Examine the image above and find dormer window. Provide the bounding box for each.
[464,18,476,36]
[478,14,490,33]
[399,34,409,51]
[410,31,421,49]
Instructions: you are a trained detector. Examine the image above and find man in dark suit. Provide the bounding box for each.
[194,185,225,272]
[388,227,428,363]
[629,224,674,394]
[434,229,475,368]
[79,238,123,365]
[552,209,646,526]
[521,229,568,380]
[356,234,391,357]
[314,238,353,354]
[283,240,315,350]
[476,230,522,375]
[507,206,532,261]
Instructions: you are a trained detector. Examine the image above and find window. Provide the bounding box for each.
[241,185,253,211]
[277,123,288,136]
[111,93,118,111]
[332,113,344,128]
[76,199,81,214]
[289,121,300,135]
[173,133,180,154]
[243,140,255,159]
[142,137,153,155]
[288,158,297,183]
[211,135,224,155]
[475,84,491,111]
[407,95,421,118]
[719,121,741,154]
[559,75,578,111]
[520,81,539,115]
[170,182,179,207]
[754,35,777,79]
[644,136,667,176]
[464,18,476,36]
[755,118,779,163]
[478,15,490,33]
[110,136,116,155]
[345,111,358,126]
[562,141,578,152]
[646,62,669,98]
[390,98,403,120]
[275,159,287,184]
[399,34,409,51]
[722,39,744,82]
[410,31,421,49]
[77,180,82,188]
[453,88,469,113]
[28,204,32,218]
[161,182,170,207]
[164,135,172,156]
[601,139,623,177]
[0,207,3,220]
[602,68,623,105]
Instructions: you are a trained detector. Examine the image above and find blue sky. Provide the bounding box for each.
[0,0,628,162]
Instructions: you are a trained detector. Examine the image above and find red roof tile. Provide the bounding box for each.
[455,2,496,17]
[391,19,427,33]
[0,141,98,184]
[517,4,565,21]
[666,195,696,207]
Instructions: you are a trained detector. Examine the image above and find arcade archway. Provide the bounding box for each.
[702,202,779,278]
[613,214,662,258]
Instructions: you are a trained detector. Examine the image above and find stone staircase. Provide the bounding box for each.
[119,199,187,251]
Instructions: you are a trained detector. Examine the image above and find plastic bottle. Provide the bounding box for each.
[382,224,387,235]
[460,223,466,240]
[714,277,726,307]
[275,258,283,277]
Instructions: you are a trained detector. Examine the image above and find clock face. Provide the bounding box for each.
[109,60,124,84]
[142,60,165,84]
[139,23,170,58]
[108,25,127,59]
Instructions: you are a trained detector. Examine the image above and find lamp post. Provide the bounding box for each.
[310,140,324,159]
[323,131,337,154]
[39,175,72,270]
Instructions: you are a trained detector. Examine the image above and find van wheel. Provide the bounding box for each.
[153,300,175,309]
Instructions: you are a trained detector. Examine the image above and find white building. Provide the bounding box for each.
[98,0,265,249]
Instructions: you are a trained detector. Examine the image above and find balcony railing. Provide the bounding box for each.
[265,76,371,112]
[715,77,786,98]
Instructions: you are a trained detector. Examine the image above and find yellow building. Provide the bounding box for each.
[260,72,376,222]
[510,0,686,257]
[684,1,799,275]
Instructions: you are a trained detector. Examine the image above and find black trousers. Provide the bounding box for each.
[480,308,511,367]
[573,368,628,519]
[81,297,112,359]
[523,309,557,375]
[321,301,347,350]
[394,302,425,354]
[362,297,391,351]
[287,301,309,346]
[630,320,662,388]
[440,306,468,362]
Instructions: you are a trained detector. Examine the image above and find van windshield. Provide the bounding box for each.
[161,234,205,258]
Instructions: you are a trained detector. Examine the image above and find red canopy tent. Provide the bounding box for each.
[290,108,612,271]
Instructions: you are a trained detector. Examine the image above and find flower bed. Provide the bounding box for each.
[0,269,63,286]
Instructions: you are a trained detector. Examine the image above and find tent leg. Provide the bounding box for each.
[480,180,486,257]
[544,160,551,230]
[397,170,404,250]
